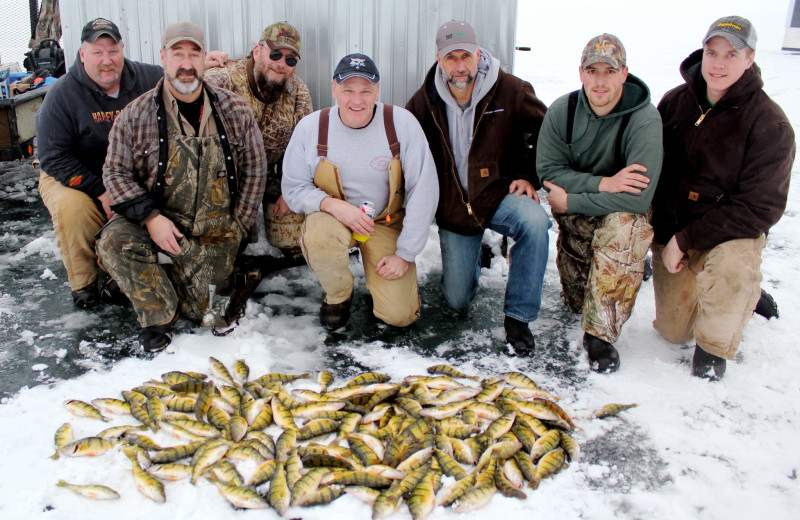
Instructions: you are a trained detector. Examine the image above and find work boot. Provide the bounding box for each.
[138,312,179,353]
[505,316,535,356]
[71,283,100,309]
[583,332,620,373]
[99,277,129,306]
[691,345,726,381]
[754,288,779,320]
[320,297,352,331]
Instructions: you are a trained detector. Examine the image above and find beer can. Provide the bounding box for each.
[353,201,375,242]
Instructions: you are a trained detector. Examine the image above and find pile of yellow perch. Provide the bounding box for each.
[51,358,637,518]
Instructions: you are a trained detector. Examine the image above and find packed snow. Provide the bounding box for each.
[0,1,798,519]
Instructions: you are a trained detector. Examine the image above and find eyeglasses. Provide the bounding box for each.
[268,50,298,67]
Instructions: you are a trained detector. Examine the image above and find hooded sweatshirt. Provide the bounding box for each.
[35,52,162,198]
[406,49,548,235]
[537,73,663,216]
[653,49,795,251]
[434,49,499,191]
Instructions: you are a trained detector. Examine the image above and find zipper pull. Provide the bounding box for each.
[466,203,473,215]
[695,107,712,127]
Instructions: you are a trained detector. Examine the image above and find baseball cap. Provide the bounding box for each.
[333,53,380,84]
[581,34,626,70]
[161,21,205,51]
[81,18,122,43]
[261,21,302,58]
[436,20,478,57]
[703,16,757,51]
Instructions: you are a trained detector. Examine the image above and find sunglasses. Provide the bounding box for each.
[268,50,298,67]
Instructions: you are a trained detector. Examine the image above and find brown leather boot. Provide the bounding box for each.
[319,297,352,331]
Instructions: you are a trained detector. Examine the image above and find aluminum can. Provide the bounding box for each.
[352,201,375,242]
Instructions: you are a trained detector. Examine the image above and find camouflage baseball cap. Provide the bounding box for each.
[261,21,301,58]
[581,34,626,70]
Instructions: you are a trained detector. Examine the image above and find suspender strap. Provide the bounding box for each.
[383,104,400,157]
[154,95,170,208]
[566,90,579,145]
[209,100,239,209]
[317,107,330,157]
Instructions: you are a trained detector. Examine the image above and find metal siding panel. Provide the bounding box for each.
[60,0,518,108]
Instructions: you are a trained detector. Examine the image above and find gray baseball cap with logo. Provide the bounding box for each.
[703,15,757,51]
[436,20,478,57]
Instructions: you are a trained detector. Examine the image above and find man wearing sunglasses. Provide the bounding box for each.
[206,21,312,251]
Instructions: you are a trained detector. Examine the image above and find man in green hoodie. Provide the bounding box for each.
[537,34,663,373]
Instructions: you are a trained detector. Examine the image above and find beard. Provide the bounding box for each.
[168,67,203,96]
[446,71,475,90]
[254,68,288,103]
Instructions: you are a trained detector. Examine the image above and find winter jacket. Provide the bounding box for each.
[103,79,267,231]
[406,57,547,235]
[537,74,663,216]
[653,49,795,251]
[34,52,162,198]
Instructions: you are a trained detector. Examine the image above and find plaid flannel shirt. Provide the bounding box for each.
[103,78,267,230]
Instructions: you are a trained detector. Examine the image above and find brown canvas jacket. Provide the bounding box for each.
[654,49,795,251]
[406,63,547,235]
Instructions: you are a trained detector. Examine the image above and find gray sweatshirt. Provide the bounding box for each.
[434,48,500,191]
[282,103,439,261]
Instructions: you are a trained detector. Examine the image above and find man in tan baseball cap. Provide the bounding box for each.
[97,21,267,353]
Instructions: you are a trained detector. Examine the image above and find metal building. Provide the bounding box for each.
[59,0,519,109]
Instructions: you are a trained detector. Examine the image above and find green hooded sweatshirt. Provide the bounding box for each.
[536,73,663,216]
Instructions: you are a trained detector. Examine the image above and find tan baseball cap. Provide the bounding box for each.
[162,21,205,51]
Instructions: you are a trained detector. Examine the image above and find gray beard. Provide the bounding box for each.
[167,69,203,96]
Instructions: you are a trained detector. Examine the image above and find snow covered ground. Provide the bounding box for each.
[1,1,799,519]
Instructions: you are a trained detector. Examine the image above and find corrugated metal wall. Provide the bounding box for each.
[59,0,518,108]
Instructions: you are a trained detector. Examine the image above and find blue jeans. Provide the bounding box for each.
[439,193,551,322]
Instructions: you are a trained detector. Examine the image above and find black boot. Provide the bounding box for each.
[583,332,620,373]
[71,283,100,309]
[691,345,726,381]
[320,297,352,330]
[138,312,179,353]
[505,316,535,356]
[99,277,129,306]
[754,288,779,319]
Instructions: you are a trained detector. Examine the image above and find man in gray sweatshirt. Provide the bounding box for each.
[282,53,439,329]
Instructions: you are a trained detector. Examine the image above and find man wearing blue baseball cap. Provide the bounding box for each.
[282,53,439,330]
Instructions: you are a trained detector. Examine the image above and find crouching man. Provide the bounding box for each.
[282,53,438,329]
[97,22,267,352]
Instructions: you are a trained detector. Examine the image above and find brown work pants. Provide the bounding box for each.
[651,236,764,360]
[38,170,106,291]
[301,211,420,327]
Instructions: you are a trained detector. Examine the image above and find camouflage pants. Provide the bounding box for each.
[96,217,240,328]
[553,211,653,343]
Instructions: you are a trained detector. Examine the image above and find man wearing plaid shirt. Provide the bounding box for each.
[97,22,266,353]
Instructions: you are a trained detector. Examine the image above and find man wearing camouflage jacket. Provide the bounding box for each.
[205,21,312,249]
[97,22,267,353]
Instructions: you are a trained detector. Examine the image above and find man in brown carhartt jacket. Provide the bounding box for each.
[406,21,550,355]
[652,16,795,381]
